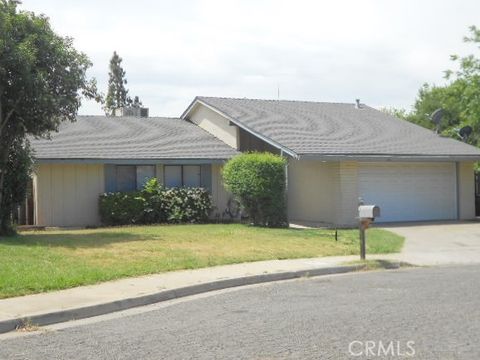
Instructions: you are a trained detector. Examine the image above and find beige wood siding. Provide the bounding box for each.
[186,103,239,149]
[458,161,475,220]
[34,164,105,227]
[334,161,359,226]
[287,160,339,224]
[211,164,233,219]
[155,164,164,185]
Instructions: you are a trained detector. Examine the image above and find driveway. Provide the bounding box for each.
[383,221,480,265]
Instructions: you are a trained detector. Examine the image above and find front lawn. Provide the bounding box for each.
[0,224,403,298]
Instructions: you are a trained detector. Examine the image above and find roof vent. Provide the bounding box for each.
[355,99,361,109]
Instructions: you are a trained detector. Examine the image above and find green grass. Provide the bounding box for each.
[0,224,404,298]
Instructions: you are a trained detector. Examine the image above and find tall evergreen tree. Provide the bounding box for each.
[104,51,141,115]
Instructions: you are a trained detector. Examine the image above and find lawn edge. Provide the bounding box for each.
[1,264,365,334]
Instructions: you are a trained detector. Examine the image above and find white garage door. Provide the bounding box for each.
[358,162,457,222]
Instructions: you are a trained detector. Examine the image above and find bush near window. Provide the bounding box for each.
[222,152,288,228]
[99,178,212,226]
[99,192,144,226]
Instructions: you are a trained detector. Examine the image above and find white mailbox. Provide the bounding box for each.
[358,205,380,220]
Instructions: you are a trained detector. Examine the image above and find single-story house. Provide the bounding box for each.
[29,96,480,227]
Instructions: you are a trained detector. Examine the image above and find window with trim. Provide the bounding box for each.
[116,165,155,192]
[164,165,201,187]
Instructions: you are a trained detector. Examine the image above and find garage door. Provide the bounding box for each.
[358,162,457,222]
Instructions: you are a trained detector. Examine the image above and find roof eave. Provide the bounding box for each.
[33,158,233,165]
[297,153,480,162]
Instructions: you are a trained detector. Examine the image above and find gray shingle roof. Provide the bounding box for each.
[31,116,239,160]
[194,96,480,159]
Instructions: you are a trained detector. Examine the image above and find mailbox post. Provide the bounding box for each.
[358,203,380,260]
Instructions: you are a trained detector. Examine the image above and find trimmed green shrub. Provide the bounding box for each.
[99,192,144,226]
[222,152,287,227]
[99,178,212,226]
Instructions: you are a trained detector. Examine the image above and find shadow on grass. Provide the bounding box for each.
[0,231,151,249]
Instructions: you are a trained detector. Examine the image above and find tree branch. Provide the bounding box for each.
[0,100,20,138]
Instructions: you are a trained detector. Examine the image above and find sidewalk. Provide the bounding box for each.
[0,255,379,333]
[4,221,477,334]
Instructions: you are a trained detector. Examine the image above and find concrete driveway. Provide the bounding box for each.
[383,221,480,265]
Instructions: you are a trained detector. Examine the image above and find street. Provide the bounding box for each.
[1,265,479,359]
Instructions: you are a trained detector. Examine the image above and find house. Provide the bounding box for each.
[29,96,480,227]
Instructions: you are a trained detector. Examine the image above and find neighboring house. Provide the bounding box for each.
[29,96,480,227]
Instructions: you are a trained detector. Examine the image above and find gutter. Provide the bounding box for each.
[33,158,231,165]
[297,153,480,162]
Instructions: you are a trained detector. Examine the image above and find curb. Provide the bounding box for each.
[0,264,365,334]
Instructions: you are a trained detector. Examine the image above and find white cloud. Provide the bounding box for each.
[20,0,480,116]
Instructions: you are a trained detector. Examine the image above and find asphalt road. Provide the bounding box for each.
[1,265,479,359]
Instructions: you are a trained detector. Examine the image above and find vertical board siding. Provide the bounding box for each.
[211,164,231,218]
[35,164,105,227]
[200,164,212,192]
[458,161,475,220]
[287,159,337,224]
[155,164,164,185]
[336,161,359,226]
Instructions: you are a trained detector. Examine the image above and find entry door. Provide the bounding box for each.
[358,162,457,222]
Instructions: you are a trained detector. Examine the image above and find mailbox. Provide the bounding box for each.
[358,205,380,220]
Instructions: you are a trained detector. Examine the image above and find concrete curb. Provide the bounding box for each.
[0,264,365,334]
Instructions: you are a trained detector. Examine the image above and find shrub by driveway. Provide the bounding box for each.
[0,224,404,298]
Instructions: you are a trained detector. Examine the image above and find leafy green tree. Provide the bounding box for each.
[393,26,480,146]
[104,51,142,115]
[0,0,99,235]
[377,27,480,173]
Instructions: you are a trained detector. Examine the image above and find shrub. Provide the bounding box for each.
[141,178,168,224]
[222,152,287,227]
[99,178,212,226]
[163,187,212,223]
[99,192,144,226]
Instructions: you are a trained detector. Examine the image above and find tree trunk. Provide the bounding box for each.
[0,144,9,235]
[0,93,10,235]
[0,93,4,218]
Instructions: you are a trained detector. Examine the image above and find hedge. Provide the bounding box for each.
[99,178,212,226]
[222,152,287,227]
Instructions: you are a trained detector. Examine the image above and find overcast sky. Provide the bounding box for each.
[20,0,480,117]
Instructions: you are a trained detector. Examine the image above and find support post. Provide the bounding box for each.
[359,222,366,260]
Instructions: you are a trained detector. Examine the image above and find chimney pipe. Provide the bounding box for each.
[355,99,361,109]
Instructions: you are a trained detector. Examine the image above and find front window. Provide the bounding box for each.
[164,165,201,187]
[116,165,155,192]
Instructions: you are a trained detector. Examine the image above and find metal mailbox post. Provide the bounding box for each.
[358,204,380,260]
